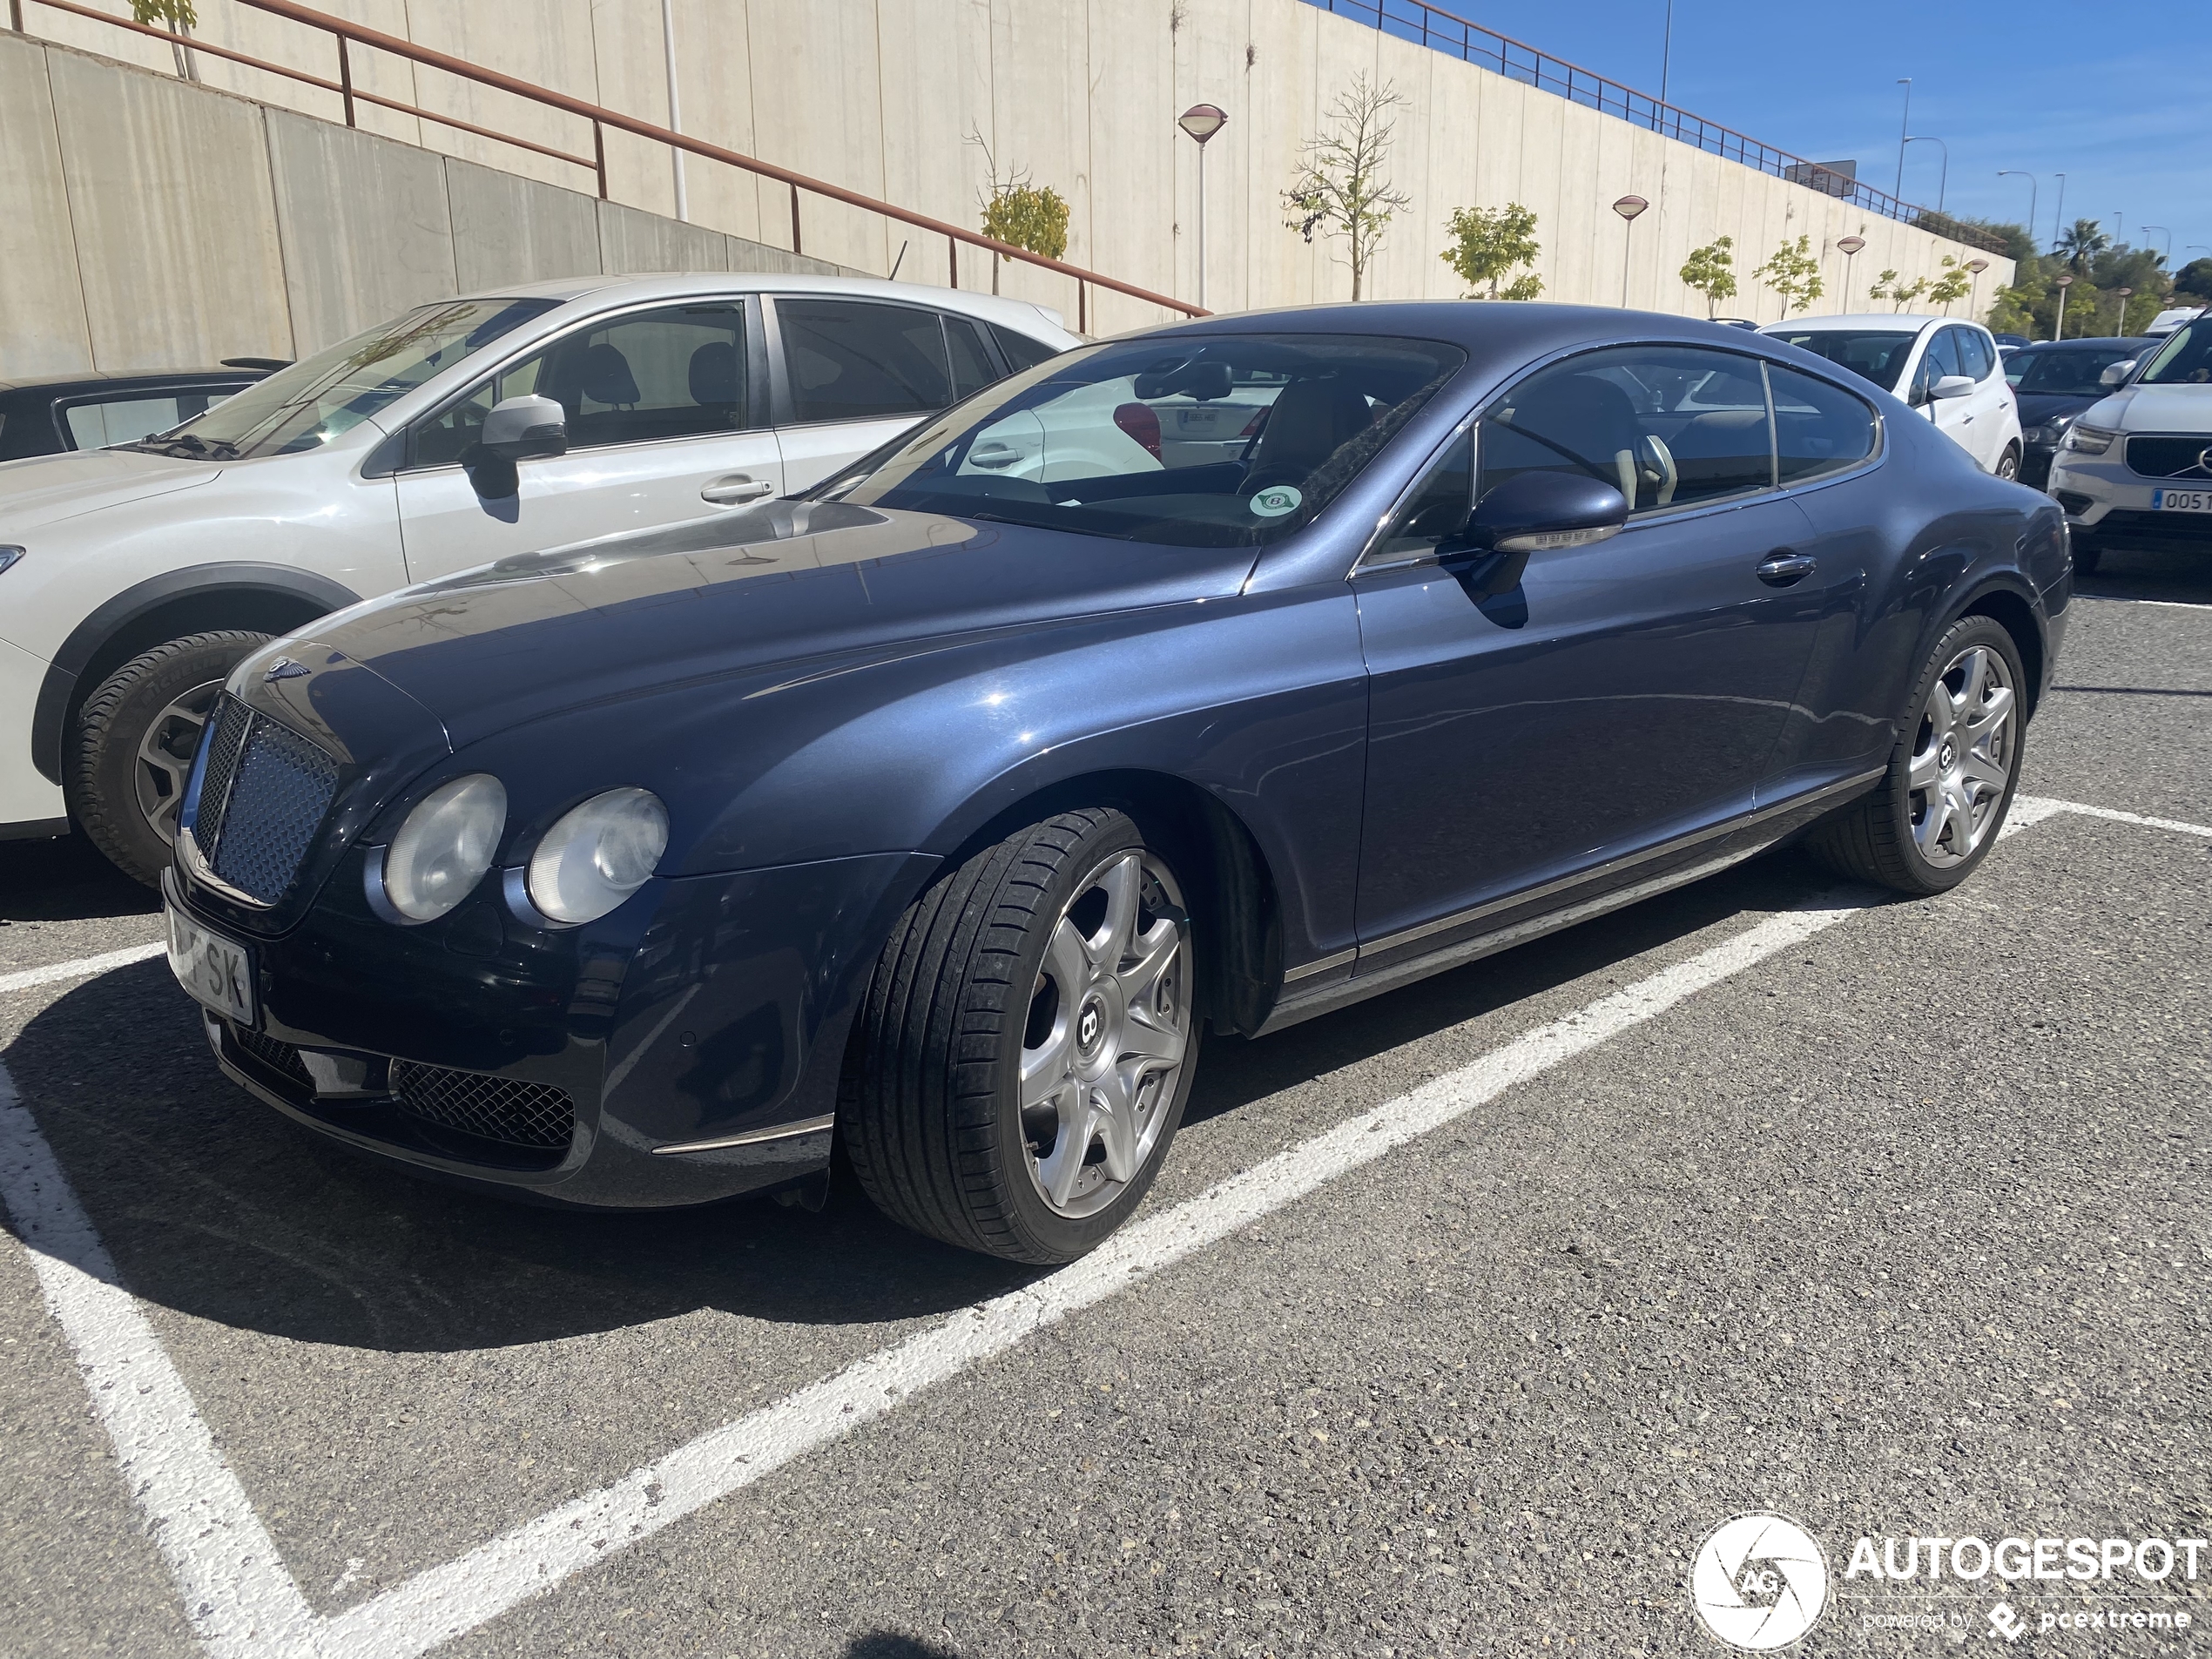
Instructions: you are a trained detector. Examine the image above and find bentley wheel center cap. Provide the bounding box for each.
[1076,1001,1105,1055]
[1940,738,1957,769]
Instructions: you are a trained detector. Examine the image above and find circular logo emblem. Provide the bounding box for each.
[1076,1003,1103,1052]
[1690,1514,1828,1650]
[1249,485,1303,518]
[2197,445,2212,475]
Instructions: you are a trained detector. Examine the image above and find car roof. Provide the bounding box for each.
[1757,314,1963,333]
[448,271,1070,337]
[2012,337,2148,351]
[0,367,262,395]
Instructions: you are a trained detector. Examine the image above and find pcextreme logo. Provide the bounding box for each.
[1691,1513,1831,1650]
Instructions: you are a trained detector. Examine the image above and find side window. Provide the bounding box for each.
[990,324,1061,374]
[1769,366,1878,486]
[1912,328,1963,401]
[1372,428,1474,562]
[408,302,751,467]
[1953,327,1994,382]
[1478,345,1773,513]
[945,315,999,401]
[778,299,951,422]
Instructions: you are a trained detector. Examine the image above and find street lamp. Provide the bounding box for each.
[1177,104,1229,312]
[1613,195,1649,308]
[2054,272,2074,341]
[1892,79,1912,199]
[1837,234,1865,311]
[1966,256,1989,318]
[661,0,686,222]
[2052,173,2067,253]
[2114,286,2134,337]
[1998,171,2037,250]
[1903,135,1947,212]
[2141,226,2169,260]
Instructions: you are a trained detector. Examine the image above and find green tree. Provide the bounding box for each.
[1283,74,1413,301]
[1869,268,1931,311]
[132,0,199,80]
[1926,255,1973,314]
[967,132,1069,263]
[2175,258,2212,304]
[1677,236,1737,317]
[1440,203,1543,300]
[2055,218,2110,273]
[1752,234,1823,315]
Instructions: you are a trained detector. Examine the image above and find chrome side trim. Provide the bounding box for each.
[652,1113,837,1156]
[175,825,272,910]
[1281,947,1357,983]
[1356,767,1884,962]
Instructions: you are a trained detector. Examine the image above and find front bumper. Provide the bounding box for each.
[2047,455,2212,549]
[0,632,67,834]
[171,846,934,1208]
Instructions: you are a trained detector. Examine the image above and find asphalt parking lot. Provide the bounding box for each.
[2,549,2207,1659]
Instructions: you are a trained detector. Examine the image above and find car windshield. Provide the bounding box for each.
[1766,329,1919,391]
[141,297,558,460]
[2005,347,2137,395]
[2135,318,2212,385]
[818,333,1467,549]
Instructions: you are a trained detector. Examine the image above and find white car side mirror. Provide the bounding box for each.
[2099,359,2136,387]
[1929,374,1977,401]
[481,395,569,462]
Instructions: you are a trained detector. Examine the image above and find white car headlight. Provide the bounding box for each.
[372,773,507,923]
[2063,423,2115,455]
[526,787,668,925]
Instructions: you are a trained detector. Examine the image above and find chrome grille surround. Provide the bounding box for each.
[187,695,341,906]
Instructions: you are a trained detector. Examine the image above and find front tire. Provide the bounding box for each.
[70,631,271,887]
[1807,617,2025,895]
[1993,443,2021,481]
[840,808,1201,1264]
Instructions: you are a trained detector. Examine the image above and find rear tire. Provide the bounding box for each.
[1993,443,2021,481]
[839,808,1201,1264]
[1807,617,2025,896]
[70,631,270,887]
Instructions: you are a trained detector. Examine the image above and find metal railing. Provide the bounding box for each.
[1305,0,2013,258]
[11,0,1206,330]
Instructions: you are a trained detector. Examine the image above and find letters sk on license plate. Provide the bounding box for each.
[165,903,256,1024]
[2151,487,2212,513]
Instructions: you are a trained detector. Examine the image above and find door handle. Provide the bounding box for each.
[1756,551,1817,587]
[969,443,1022,469]
[701,474,772,505]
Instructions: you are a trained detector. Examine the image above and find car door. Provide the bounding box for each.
[766,297,1002,491]
[1952,326,2013,469]
[1351,345,1826,967]
[1909,326,1979,462]
[392,298,783,583]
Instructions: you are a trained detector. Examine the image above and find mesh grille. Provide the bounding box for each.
[229,1022,314,1091]
[2124,435,2212,478]
[207,714,340,904]
[392,1062,576,1151]
[194,696,253,847]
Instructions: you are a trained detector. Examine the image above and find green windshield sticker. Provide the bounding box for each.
[1250,485,1303,517]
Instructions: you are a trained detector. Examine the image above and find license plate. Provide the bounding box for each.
[165,903,256,1025]
[2151,488,2212,513]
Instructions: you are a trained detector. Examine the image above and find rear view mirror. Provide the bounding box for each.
[1929,374,1977,401]
[1130,358,1234,401]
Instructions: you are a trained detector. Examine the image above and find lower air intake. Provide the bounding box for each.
[391,1062,576,1151]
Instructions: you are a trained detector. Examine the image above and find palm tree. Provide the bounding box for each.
[2056,219,2110,273]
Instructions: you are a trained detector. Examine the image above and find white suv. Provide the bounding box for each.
[0,273,1076,881]
[1761,314,2024,478]
[2047,311,2212,573]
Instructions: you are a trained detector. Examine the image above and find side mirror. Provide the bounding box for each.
[481,395,568,462]
[1451,471,1629,595]
[1929,374,1977,401]
[2100,359,2136,387]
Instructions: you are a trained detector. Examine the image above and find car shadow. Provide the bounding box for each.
[0,831,158,923]
[2074,542,2212,607]
[4,848,1848,1358]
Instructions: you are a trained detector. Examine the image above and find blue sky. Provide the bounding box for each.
[1444,0,2212,271]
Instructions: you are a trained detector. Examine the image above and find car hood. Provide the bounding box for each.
[0,447,221,530]
[2015,391,2101,428]
[305,500,1261,751]
[2084,384,2212,434]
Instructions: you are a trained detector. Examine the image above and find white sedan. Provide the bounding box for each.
[1762,314,2024,479]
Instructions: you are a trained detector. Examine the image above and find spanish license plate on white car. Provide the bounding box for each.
[2151,488,2212,513]
[165,902,256,1025]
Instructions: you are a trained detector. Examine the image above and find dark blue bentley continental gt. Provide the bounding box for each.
[163,304,2070,1263]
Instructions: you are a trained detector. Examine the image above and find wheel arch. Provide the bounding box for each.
[30,563,360,785]
[1951,577,2047,719]
[925,766,1286,1039]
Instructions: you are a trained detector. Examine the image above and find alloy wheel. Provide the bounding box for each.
[1907,644,2016,867]
[133,678,223,846]
[1018,849,1193,1217]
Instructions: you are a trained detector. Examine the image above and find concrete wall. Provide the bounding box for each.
[5,0,2012,372]
[0,29,853,377]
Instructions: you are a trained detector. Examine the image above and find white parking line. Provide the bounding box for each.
[0,941,164,999]
[2077,595,2212,612]
[0,793,2202,1658]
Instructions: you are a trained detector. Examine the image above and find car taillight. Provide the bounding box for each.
[1239,408,1270,437]
[1113,401,1163,461]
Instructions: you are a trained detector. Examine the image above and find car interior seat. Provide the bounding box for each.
[580,342,641,409]
[688,341,741,421]
[1242,377,1373,489]
[1490,373,1642,503]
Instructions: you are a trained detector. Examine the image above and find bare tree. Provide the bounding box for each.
[1282,75,1413,301]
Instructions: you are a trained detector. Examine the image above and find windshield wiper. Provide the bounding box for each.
[119,433,239,460]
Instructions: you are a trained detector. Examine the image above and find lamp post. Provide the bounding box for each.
[1966,256,1988,319]
[1837,234,1865,311]
[1613,195,1649,308]
[1903,135,1947,212]
[1177,104,1229,312]
[1998,171,2037,249]
[1659,0,1674,107]
[661,0,686,222]
[2051,173,2067,253]
[1892,79,1912,199]
[2141,225,2169,260]
[2054,272,2074,341]
[2114,286,2134,337]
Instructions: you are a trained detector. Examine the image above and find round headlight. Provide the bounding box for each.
[375,773,507,923]
[526,787,668,925]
